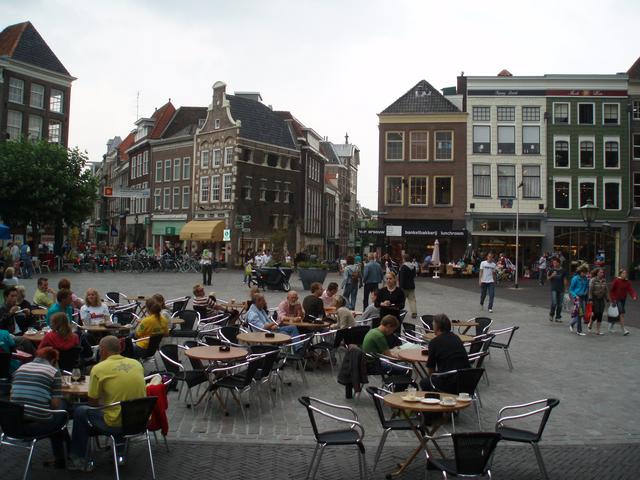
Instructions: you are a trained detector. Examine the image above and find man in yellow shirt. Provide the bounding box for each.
[32,277,55,308]
[68,336,145,471]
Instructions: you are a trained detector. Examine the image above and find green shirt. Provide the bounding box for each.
[33,289,54,308]
[362,328,389,362]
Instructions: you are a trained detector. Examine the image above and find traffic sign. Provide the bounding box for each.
[242,228,251,233]
[242,215,252,222]
[234,221,243,228]
[223,229,231,241]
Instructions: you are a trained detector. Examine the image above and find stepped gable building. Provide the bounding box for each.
[0,21,75,145]
[377,79,467,262]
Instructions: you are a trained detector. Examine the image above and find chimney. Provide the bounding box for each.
[497,69,513,77]
[457,73,467,112]
[345,132,349,144]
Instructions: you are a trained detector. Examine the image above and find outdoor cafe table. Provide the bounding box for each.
[451,319,479,335]
[30,308,48,317]
[280,320,332,330]
[23,331,45,344]
[424,332,475,343]
[237,331,291,345]
[81,324,131,334]
[383,391,471,477]
[62,377,90,399]
[397,348,430,379]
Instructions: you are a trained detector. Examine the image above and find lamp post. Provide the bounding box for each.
[580,201,598,267]
[514,182,523,289]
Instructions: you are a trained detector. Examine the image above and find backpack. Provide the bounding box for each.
[350,266,360,283]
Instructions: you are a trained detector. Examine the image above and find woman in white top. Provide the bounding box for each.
[2,267,18,286]
[79,288,110,326]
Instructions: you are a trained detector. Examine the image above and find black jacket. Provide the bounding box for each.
[398,263,416,290]
[337,345,368,392]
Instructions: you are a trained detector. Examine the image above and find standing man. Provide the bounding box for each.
[200,245,213,286]
[20,241,33,279]
[547,257,568,322]
[362,253,383,310]
[538,252,548,286]
[479,252,497,313]
[398,254,418,319]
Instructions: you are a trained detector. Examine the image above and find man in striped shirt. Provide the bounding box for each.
[10,347,69,469]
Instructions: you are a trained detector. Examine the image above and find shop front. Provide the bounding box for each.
[151,216,187,254]
[180,220,227,262]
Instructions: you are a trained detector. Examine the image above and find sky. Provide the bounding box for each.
[3,0,640,209]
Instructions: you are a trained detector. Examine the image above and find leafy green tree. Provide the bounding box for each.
[0,138,98,254]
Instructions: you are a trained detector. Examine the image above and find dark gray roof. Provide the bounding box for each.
[320,141,341,165]
[228,95,296,150]
[161,106,207,139]
[381,80,459,114]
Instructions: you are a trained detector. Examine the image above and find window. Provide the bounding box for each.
[554,138,569,168]
[522,106,540,122]
[171,187,179,210]
[434,177,452,206]
[173,158,181,180]
[130,159,136,180]
[283,182,291,203]
[579,179,596,207]
[604,180,621,210]
[634,173,640,208]
[48,121,61,143]
[163,187,171,210]
[603,103,619,125]
[634,101,640,121]
[201,150,210,168]
[199,176,210,203]
[384,176,403,205]
[522,126,540,154]
[267,154,279,168]
[553,103,569,124]
[497,127,515,154]
[604,139,619,168]
[143,151,148,175]
[554,179,571,209]
[7,110,22,139]
[473,126,490,153]
[497,165,515,198]
[578,103,594,124]
[182,186,190,209]
[8,78,24,104]
[211,175,221,202]
[213,149,222,167]
[497,106,515,121]
[28,115,42,140]
[385,132,404,160]
[30,84,44,108]
[269,214,279,229]
[409,177,428,205]
[473,164,491,197]
[223,174,232,201]
[579,139,594,168]
[49,89,63,113]
[155,161,163,183]
[273,182,281,202]
[472,106,490,121]
[435,131,453,160]
[214,119,220,129]
[282,214,290,230]
[224,147,234,166]
[164,159,172,181]
[522,166,540,198]
[634,134,640,161]
[154,189,161,210]
[137,156,142,179]
[410,131,428,160]
[242,177,252,200]
[183,157,191,179]
[259,179,267,202]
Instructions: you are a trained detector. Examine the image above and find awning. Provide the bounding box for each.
[179,220,225,241]
[152,220,185,236]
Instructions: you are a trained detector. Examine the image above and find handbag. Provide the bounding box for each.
[607,304,619,319]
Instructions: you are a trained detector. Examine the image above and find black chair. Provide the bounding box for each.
[488,326,519,371]
[366,386,423,471]
[366,353,417,392]
[280,335,314,385]
[133,334,164,372]
[170,309,200,340]
[299,396,367,480]
[0,400,68,480]
[87,397,158,480]
[219,325,246,347]
[168,296,190,315]
[426,432,501,479]
[111,311,139,327]
[208,357,262,421]
[58,346,82,371]
[0,352,12,397]
[159,344,208,408]
[430,368,485,429]
[495,399,560,480]
[248,345,281,400]
[474,317,493,337]
[106,292,131,305]
[337,325,370,348]
[421,314,435,331]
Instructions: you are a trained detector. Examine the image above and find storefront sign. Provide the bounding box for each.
[404,229,466,237]
[357,228,385,236]
[386,225,403,237]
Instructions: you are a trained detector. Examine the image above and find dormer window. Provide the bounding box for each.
[214,119,220,129]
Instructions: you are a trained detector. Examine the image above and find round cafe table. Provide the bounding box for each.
[280,320,331,330]
[62,378,90,399]
[397,348,430,380]
[31,308,48,317]
[424,332,474,343]
[184,345,248,363]
[81,324,131,334]
[23,331,45,344]
[237,331,291,345]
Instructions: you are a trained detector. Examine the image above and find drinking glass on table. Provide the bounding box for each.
[71,368,81,383]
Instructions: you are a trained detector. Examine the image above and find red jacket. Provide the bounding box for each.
[610,278,637,302]
[39,331,80,351]
[146,383,169,436]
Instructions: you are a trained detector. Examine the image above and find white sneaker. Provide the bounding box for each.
[488,308,493,313]
[576,332,586,336]
[624,329,630,336]
[569,325,574,333]
[597,332,606,336]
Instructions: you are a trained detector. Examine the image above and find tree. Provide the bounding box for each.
[0,138,98,254]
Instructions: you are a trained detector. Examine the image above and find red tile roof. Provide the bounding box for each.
[148,101,176,139]
[118,131,136,161]
[628,56,640,80]
[0,21,27,56]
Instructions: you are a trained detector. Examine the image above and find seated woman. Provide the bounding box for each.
[333,295,355,330]
[3,267,18,287]
[191,284,230,318]
[131,298,169,358]
[40,312,80,351]
[151,293,172,323]
[79,288,110,326]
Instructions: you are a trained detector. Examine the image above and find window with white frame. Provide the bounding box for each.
[385,132,404,160]
[28,115,42,140]
[283,182,291,203]
[273,181,281,203]
[497,106,515,121]
[554,179,571,209]
[434,177,452,206]
[522,106,540,122]
[213,149,222,167]
[603,103,619,125]
[7,110,22,139]
[522,165,540,198]
[163,187,171,210]
[211,175,221,202]
[164,159,171,181]
[214,119,220,129]
[182,186,190,209]
[183,157,191,179]
[473,126,490,154]
[143,151,148,174]
[435,131,453,160]
[259,179,267,201]
[472,164,491,197]
[385,176,403,205]
[242,177,252,200]
[223,174,232,201]
[155,161,163,182]
[579,179,596,207]
[48,121,61,143]
[497,126,515,154]
[554,138,570,168]
[633,101,640,120]
[173,158,181,180]
[130,157,136,179]
[634,173,640,208]
[634,134,640,161]
[30,84,44,109]
[410,131,428,160]
[578,103,594,125]
[49,89,63,113]
[154,189,161,209]
[173,187,180,210]
[579,139,594,168]
[497,165,515,198]
[137,156,142,179]
[269,214,279,229]
[224,147,234,166]
[199,176,210,203]
[282,214,290,230]
[604,139,619,168]
[201,150,210,168]
[553,103,569,124]
[472,106,490,121]
[8,78,24,104]
[604,179,621,210]
[409,176,428,205]
[522,126,540,154]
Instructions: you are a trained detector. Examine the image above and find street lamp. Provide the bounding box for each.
[580,200,598,266]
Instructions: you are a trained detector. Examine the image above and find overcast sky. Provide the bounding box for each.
[4,0,640,208]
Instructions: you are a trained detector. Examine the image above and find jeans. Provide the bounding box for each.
[343,283,358,310]
[202,264,212,286]
[549,290,564,319]
[539,268,546,285]
[569,297,585,333]
[480,283,495,309]
[21,257,33,278]
[23,411,69,465]
[70,406,123,459]
[362,283,378,309]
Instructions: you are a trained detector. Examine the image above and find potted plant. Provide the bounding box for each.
[298,260,329,290]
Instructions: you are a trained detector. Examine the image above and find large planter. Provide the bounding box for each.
[298,268,328,290]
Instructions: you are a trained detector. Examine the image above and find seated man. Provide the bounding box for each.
[15,286,36,332]
[191,284,229,318]
[362,314,400,374]
[419,314,471,393]
[10,347,70,469]
[0,287,35,354]
[68,335,146,471]
[277,291,304,323]
[46,289,74,326]
[302,282,325,321]
[33,277,56,308]
[247,293,300,339]
[320,282,339,308]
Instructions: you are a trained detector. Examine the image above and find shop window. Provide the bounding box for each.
[434,177,452,206]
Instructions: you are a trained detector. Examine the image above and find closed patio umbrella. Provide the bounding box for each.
[0,224,10,240]
[431,239,441,279]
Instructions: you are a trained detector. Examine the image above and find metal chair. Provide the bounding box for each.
[208,357,262,421]
[280,334,314,385]
[106,292,130,305]
[159,344,208,408]
[133,334,164,372]
[170,309,201,340]
[219,325,247,347]
[0,352,11,396]
[58,346,82,372]
[366,353,417,392]
[488,326,519,371]
[474,317,493,337]
[299,396,367,480]
[430,368,485,429]
[495,399,560,480]
[166,296,190,315]
[426,432,501,479]
[420,314,435,331]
